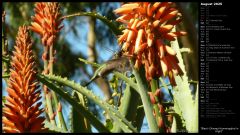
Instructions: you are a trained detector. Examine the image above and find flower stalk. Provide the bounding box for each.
[150,79,164,132]
[2,10,10,82]
[2,26,46,133]
[29,2,67,131]
[132,63,159,132]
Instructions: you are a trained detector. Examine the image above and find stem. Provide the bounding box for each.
[2,10,10,83]
[43,46,56,126]
[49,45,67,131]
[150,79,164,132]
[132,63,159,132]
[78,57,99,67]
[150,78,168,132]
[150,78,158,93]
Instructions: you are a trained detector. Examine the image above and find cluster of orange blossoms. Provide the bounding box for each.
[114,2,185,85]
[2,26,45,133]
[29,2,63,46]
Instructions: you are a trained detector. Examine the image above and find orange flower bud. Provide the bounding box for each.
[156,39,165,58]
[158,117,164,128]
[57,103,62,112]
[153,20,160,28]
[114,6,138,15]
[121,3,139,9]
[151,2,161,13]
[134,29,144,53]
[135,43,147,54]
[154,3,169,20]
[149,63,156,78]
[148,92,156,104]
[147,4,153,17]
[147,33,154,47]
[160,10,178,24]
[118,29,129,44]
[136,18,148,29]
[159,24,174,33]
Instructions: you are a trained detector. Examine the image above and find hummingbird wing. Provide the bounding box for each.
[83,57,130,87]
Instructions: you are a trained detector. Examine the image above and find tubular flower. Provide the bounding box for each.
[2,26,45,133]
[29,2,63,46]
[114,2,186,85]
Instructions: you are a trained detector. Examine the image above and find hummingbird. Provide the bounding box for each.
[83,50,131,87]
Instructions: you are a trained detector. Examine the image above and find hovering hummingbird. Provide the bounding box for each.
[83,49,132,87]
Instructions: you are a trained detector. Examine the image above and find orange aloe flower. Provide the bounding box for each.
[29,2,63,46]
[2,26,46,133]
[114,2,186,85]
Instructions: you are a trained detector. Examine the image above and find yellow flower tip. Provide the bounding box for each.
[151,2,161,13]
[134,29,144,53]
[160,10,178,24]
[160,59,168,77]
[153,20,160,28]
[114,6,137,14]
[29,22,44,35]
[172,69,179,76]
[122,42,130,51]
[134,58,142,69]
[3,127,20,133]
[121,3,139,8]
[147,33,154,47]
[180,31,187,36]
[165,45,176,56]
[46,35,55,46]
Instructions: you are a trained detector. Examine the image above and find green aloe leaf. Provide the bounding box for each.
[38,74,138,133]
[70,91,91,132]
[170,27,198,133]
[38,75,109,133]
